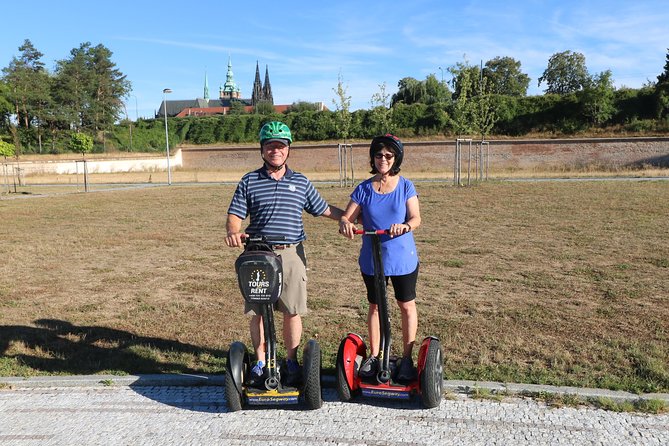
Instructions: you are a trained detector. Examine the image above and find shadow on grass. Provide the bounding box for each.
[626,154,669,168]
[0,318,227,376]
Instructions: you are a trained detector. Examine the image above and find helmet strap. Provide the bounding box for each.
[264,161,285,172]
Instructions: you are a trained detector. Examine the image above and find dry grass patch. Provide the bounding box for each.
[0,181,668,393]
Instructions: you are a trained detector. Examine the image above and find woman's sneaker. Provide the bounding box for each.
[358,356,379,378]
[395,357,417,382]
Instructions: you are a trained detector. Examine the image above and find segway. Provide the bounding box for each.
[225,235,322,412]
[336,229,443,408]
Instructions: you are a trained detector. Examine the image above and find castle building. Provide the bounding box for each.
[157,58,285,118]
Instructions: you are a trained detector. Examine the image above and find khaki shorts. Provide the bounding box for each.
[245,243,308,316]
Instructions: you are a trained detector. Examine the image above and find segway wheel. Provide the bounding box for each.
[420,339,444,409]
[302,339,323,410]
[225,341,248,412]
[335,338,353,402]
[224,365,243,412]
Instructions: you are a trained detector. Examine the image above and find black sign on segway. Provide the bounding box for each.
[235,251,283,304]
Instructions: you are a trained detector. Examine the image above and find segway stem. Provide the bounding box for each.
[260,304,279,389]
[354,229,393,383]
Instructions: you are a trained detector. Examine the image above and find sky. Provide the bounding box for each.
[2,0,667,118]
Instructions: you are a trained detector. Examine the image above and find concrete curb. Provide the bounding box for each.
[441,379,669,404]
[1,374,667,404]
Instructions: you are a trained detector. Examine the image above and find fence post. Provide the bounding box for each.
[338,143,354,187]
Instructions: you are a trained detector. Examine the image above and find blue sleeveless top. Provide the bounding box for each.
[350,176,419,276]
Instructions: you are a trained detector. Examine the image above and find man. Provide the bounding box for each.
[225,121,344,386]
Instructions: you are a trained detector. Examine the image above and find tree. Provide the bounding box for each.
[448,59,482,100]
[0,81,15,139]
[369,81,393,134]
[654,49,669,118]
[391,75,450,106]
[68,132,93,156]
[392,77,422,105]
[0,140,15,158]
[228,100,247,115]
[658,49,669,84]
[580,70,616,125]
[332,71,352,142]
[538,50,590,95]
[0,140,15,193]
[286,101,321,113]
[253,100,274,115]
[1,39,51,153]
[483,56,530,96]
[53,42,131,140]
[88,44,131,138]
[1,40,45,129]
[447,59,478,136]
[471,78,499,139]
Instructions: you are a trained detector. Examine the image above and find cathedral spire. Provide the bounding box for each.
[204,70,209,101]
[262,64,274,104]
[252,61,263,107]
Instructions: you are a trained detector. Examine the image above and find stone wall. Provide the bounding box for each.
[11,151,182,175]
[10,137,668,178]
[181,137,669,174]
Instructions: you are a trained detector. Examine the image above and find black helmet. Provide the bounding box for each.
[369,134,404,174]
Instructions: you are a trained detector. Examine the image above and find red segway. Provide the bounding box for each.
[225,235,322,412]
[336,229,443,408]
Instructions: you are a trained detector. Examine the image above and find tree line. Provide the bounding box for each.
[1,40,668,157]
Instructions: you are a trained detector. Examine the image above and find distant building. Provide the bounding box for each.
[156,58,314,118]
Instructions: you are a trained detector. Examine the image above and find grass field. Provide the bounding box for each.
[0,179,668,395]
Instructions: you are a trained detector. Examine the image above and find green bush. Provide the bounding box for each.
[624,119,657,133]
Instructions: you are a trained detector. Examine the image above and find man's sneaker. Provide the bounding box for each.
[284,359,302,387]
[249,360,265,387]
[395,357,417,382]
[358,355,379,378]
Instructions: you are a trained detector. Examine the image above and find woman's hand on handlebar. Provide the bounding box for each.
[389,223,411,238]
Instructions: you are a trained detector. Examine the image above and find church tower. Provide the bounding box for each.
[251,61,263,107]
[204,71,209,101]
[220,55,241,100]
[262,64,274,104]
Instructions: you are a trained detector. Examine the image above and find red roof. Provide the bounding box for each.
[176,104,292,117]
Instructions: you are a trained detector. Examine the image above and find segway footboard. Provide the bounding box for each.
[246,388,300,406]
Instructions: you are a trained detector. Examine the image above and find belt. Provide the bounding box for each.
[272,243,299,250]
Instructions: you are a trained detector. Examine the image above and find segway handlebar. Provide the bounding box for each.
[240,234,287,243]
[353,229,390,235]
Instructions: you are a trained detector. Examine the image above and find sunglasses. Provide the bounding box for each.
[374,153,395,160]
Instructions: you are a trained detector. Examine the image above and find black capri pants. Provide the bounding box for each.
[361,264,419,304]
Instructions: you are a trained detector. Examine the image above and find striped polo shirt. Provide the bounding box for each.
[227,166,329,244]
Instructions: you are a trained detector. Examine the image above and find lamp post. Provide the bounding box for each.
[132,94,139,121]
[122,102,132,152]
[162,88,172,185]
[438,66,444,83]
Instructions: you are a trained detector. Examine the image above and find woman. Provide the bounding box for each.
[338,134,421,381]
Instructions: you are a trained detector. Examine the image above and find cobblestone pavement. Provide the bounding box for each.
[1,383,668,446]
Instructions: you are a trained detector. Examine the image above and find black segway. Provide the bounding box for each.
[225,235,322,412]
[336,229,443,408]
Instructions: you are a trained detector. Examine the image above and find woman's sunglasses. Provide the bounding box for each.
[374,153,395,160]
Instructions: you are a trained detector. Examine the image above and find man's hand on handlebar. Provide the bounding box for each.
[225,231,245,248]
